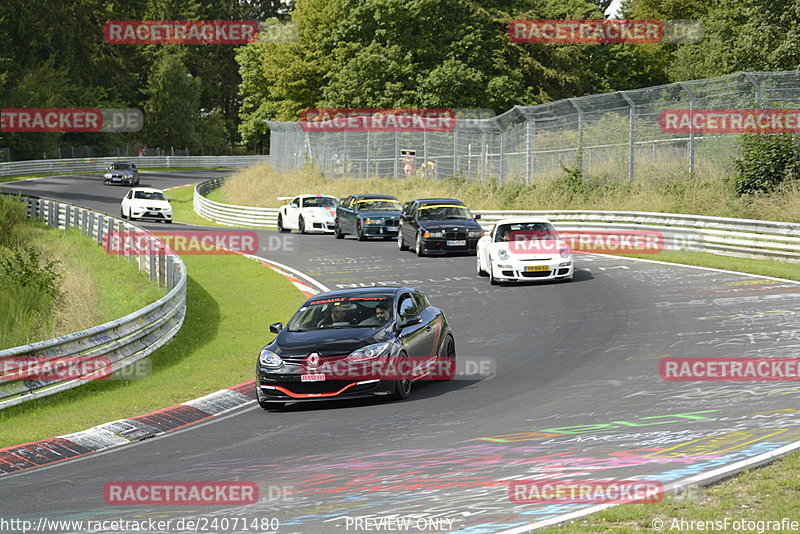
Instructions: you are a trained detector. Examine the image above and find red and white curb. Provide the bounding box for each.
[0,255,329,477]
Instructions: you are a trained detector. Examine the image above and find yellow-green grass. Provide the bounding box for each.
[543,452,800,532]
[1,213,163,349]
[213,162,800,224]
[0,252,307,447]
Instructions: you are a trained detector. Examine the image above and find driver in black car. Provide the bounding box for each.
[359,302,391,326]
[318,303,352,327]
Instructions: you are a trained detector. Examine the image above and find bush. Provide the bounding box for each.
[732,133,800,195]
[0,246,62,299]
[0,195,27,247]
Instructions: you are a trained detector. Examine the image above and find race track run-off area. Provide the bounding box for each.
[2,172,800,533]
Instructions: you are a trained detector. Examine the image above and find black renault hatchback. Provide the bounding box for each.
[397,198,484,256]
[256,287,455,409]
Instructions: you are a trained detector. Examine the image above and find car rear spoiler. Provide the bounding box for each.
[277,196,294,200]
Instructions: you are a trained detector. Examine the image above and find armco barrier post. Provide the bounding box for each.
[97,216,105,245]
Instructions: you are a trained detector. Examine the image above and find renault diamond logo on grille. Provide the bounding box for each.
[306,353,320,371]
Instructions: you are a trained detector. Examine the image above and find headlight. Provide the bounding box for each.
[468,230,484,238]
[259,349,284,368]
[560,247,571,258]
[423,230,443,238]
[347,342,392,362]
[497,249,509,261]
[558,262,571,267]
[364,218,382,225]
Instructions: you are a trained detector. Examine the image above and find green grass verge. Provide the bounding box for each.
[544,452,800,532]
[0,252,306,447]
[1,217,163,348]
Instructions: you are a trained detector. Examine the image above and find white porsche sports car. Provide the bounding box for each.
[120,187,173,223]
[276,194,339,233]
[476,217,573,284]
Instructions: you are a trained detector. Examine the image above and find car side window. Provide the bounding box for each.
[126,191,133,199]
[347,197,356,210]
[291,197,300,208]
[398,294,421,320]
[412,292,427,312]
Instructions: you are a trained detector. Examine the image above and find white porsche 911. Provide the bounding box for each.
[276,194,339,233]
[476,217,573,284]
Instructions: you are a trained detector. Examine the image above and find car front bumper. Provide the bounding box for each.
[363,224,399,237]
[131,210,172,221]
[307,220,336,233]
[256,375,395,402]
[490,259,573,281]
[420,237,481,254]
[104,177,135,185]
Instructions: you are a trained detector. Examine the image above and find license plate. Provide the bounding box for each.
[446,240,466,246]
[301,373,325,382]
[525,265,549,272]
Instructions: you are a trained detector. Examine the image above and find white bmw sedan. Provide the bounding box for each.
[120,187,173,223]
[476,217,573,284]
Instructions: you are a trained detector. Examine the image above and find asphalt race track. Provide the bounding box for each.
[2,171,800,533]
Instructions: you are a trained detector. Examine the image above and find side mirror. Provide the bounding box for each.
[398,315,421,328]
[269,322,283,334]
[290,203,298,209]
[474,214,482,220]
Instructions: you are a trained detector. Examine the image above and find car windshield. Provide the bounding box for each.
[418,205,471,220]
[303,197,338,208]
[133,191,167,201]
[287,295,395,331]
[358,199,402,211]
[110,164,132,170]
[495,222,558,242]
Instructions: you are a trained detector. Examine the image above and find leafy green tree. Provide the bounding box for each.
[143,49,202,149]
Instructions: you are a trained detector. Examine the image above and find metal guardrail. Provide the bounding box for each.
[194,178,279,228]
[0,195,187,409]
[0,155,269,178]
[193,178,800,262]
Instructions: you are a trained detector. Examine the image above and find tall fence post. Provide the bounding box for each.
[569,99,585,174]
[525,120,532,185]
[480,133,488,182]
[453,128,459,178]
[498,129,506,185]
[366,130,371,179]
[679,82,696,178]
[393,131,399,179]
[620,91,636,182]
[743,72,762,107]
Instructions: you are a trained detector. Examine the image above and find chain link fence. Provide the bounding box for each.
[266,71,800,183]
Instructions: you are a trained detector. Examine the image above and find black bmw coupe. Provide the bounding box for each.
[255,287,455,409]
